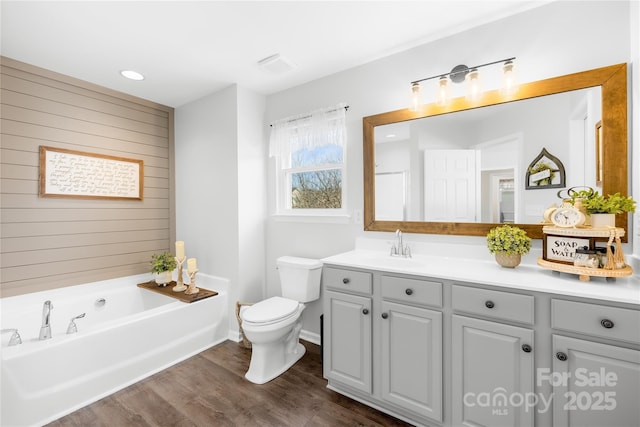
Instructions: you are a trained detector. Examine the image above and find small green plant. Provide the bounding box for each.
[571,190,636,214]
[486,225,532,255]
[150,252,177,274]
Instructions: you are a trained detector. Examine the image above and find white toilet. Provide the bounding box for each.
[240,256,322,384]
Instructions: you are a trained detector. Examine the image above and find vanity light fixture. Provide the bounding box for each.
[120,70,145,81]
[409,57,516,110]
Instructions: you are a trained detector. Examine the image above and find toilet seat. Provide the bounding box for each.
[242,296,300,326]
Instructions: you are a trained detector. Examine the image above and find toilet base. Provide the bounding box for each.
[245,342,306,384]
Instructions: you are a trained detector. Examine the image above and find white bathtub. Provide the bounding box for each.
[0,273,229,427]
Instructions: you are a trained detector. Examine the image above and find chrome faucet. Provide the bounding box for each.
[390,229,411,258]
[67,313,86,334]
[39,300,53,340]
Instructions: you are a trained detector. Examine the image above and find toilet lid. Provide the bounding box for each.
[242,296,299,324]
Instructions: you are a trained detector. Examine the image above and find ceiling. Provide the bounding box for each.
[1,1,548,107]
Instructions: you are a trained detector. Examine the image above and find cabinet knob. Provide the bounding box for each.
[405,288,413,295]
[362,308,369,315]
[485,300,495,309]
[381,312,388,319]
[600,319,615,329]
[556,351,568,361]
[342,278,350,284]
[522,344,532,353]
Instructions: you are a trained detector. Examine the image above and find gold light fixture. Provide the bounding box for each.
[409,57,517,109]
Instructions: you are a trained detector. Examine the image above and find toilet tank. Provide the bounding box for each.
[277,256,323,303]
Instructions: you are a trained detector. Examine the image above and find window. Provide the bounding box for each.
[270,103,347,216]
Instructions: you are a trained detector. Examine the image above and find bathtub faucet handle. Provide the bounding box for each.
[67,313,86,334]
[1,328,22,346]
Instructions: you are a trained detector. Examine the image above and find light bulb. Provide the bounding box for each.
[437,76,450,106]
[501,60,519,97]
[465,68,482,103]
[409,82,423,112]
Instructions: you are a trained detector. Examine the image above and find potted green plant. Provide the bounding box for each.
[571,190,636,227]
[486,225,532,268]
[150,252,177,285]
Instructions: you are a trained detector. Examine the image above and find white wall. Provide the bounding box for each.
[264,1,636,337]
[175,84,266,337]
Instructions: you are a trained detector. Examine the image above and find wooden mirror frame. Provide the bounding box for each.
[363,63,627,239]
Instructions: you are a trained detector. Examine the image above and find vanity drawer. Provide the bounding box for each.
[452,285,534,325]
[551,299,640,345]
[381,275,443,308]
[323,267,372,295]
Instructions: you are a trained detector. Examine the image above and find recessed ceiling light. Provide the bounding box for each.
[120,70,145,81]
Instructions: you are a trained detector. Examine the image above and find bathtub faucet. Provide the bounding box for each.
[39,300,54,340]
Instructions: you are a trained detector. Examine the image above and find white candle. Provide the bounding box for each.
[175,241,185,260]
[187,258,197,273]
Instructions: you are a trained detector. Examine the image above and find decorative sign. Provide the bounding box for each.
[39,146,143,200]
[543,234,593,264]
[525,147,566,189]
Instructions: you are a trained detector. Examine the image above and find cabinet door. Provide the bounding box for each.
[323,290,372,393]
[452,315,534,427]
[381,301,442,422]
[552,335,640,427]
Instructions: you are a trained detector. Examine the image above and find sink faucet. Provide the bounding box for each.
[39,300,53,340]
[390,229,411,258]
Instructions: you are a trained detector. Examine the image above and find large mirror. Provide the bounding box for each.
[363,64,627,239]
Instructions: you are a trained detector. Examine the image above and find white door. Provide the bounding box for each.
[424,149,478,222]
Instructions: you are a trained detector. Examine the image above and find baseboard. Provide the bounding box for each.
[300,329,321,346]
[228,330,242,342]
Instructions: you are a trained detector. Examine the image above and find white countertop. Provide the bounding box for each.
[322,249,640,306]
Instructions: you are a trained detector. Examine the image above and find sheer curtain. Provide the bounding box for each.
[269,102,347,161]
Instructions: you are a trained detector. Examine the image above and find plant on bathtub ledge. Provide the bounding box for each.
[150,252,177,286]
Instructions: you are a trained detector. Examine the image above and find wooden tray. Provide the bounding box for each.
[537,257,633,282]
[137,280,218,303]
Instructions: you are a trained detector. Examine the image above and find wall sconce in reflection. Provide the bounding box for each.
[409,57,517,111]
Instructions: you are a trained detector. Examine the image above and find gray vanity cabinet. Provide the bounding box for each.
[380,299,442,421]
[451,315,534,427]
[323,268,373,394]
[451,285,535,427]
[551,299,640,427]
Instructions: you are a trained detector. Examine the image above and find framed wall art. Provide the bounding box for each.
[39,146,144,200]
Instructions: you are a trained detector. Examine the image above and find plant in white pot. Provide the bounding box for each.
[486,225,532,268]
[150,252,177,286]
[571,190,636,228]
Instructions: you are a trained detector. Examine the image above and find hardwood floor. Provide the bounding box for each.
[48,340,411,427]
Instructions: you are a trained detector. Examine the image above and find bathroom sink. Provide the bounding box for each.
[358,254,426,270]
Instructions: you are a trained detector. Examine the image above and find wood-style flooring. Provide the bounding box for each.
[48,340,411,427]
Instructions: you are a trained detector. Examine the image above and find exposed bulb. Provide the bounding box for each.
[465,68,482,103]
[501,60,519,97]
[409,82,423,112]
[437,76,450,106]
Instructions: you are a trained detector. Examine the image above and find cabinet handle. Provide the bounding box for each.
[556,351,568,361]
[362,308,369,315]
[600,319,615,329]
[405,288,413,295]
[381,312,388,319]
[342,278,350,284]
[485,300,495,309]
[522,344,532,353]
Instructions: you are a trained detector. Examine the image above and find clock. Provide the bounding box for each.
[550,206,586,228]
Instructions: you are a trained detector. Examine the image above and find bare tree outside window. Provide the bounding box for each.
[290,145,342,209]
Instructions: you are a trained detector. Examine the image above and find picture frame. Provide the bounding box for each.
[39,146,144,200]
[542,234,594,264]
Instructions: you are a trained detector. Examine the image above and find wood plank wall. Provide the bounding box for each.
[0,57,175,297]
